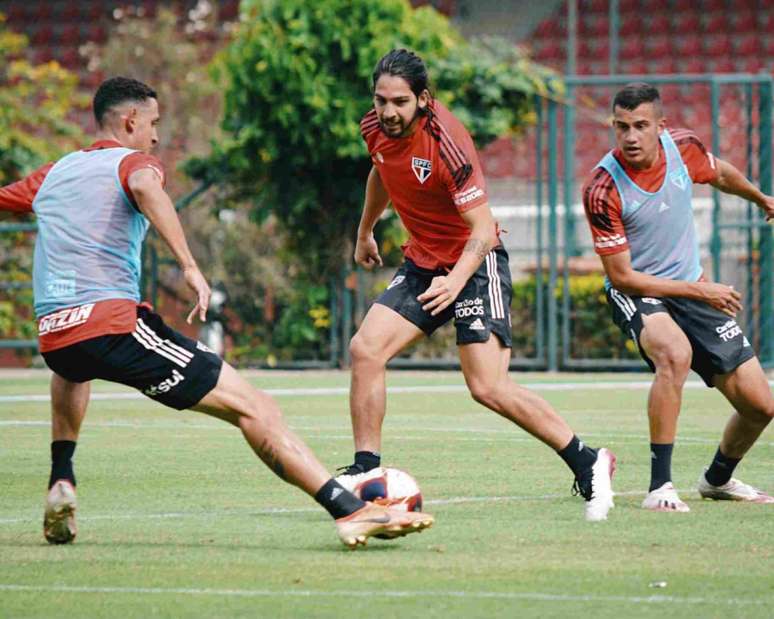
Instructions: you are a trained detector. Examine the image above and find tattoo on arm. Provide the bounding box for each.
[463,238,489,261]
[257,438,286,481]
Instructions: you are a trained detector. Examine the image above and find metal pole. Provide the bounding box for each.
[328,278,339,367]
[744,83,755,344]
[561,89,575,366]
[547,99,559,372]
[609,0,620,75]
[757,78,773,365]
[566,0,577,77]
[710,79,722,281]
[535,95,546,364]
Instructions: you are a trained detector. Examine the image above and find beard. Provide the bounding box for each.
[379,105,424,138]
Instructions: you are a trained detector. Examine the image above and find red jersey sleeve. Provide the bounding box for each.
[118,153,166,208]
[669,128,718,184]
[360,109,381,160]
[431,110,488,212]
[0,163,53,213]
[582,167,629,256]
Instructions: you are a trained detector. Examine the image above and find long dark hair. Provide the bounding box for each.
[372,49,430,100]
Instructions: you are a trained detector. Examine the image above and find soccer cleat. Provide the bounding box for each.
[697,472,774,503]
[44,479,77,544]
[574,447,616,522]
[334,464,386,495]
[335,502,434,549]
[642,482,690,512]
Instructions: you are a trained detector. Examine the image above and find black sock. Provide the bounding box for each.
[354,451,381,473]
[704,447,741,487]
[649,443,673,492]
[314,479,366,519]
[557,435,598,479]
[49,440,77,489]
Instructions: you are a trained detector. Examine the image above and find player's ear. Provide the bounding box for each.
[417,89,430,113]
[124,107,137,134]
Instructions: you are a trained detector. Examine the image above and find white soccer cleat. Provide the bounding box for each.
[698,472,774,503]
[642,482,690,512]
[334,465,386,495]
[335,502,434,549]
[583,448,617,522]
[44,479,78,544]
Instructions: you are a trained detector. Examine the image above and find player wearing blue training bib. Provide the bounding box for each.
[582,82,774,512]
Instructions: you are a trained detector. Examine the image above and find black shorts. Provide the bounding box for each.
[607,288,756,387]
[42,306,223,410]
[375,246,513,347]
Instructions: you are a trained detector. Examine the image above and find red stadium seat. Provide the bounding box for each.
[580,0,608,14]
[704,34,732,58]
[621,58,648,75]
[536,41,564,62]
[679,57,705,74]
[619,15,641,37]
[671,0,695,11]
[703,12,726,34]
[673,34,701,56]
[649,15,670,33]
[85,24,108,44]
[758,13,774,34]
[646,35,670,58]
[619,37,644,60]
[580,15,609,38]
[710,58,735,74]
[59,24,80,46]
[32,2,53,21]
[734,11,757,33]
[31,25,54,46]
[671,13,701,33]
[649,57,677,74]
[640,0,669,12]
[618,0,640,14]
[733,34,758,56]
[735,57,764,74]
[57,48,80,69]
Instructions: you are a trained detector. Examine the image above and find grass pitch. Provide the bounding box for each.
[1,370,772,618]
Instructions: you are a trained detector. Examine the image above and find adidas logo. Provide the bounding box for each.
[469,318,485,331]
[658,202,670,212]
[330,487,343,500]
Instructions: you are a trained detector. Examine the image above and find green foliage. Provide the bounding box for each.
[0,14,85,348]
[188,0,560,278]
[0,15,86,182]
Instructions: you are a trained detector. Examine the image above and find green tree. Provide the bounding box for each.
[188,0,560,279]
[0,14,86,346]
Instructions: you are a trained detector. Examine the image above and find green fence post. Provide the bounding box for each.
[744,83,755,343]
[757,79,773,365]
[547,99,559,372]
[710,79,722,281]
[535,95,546,364]
[341,268,352,367]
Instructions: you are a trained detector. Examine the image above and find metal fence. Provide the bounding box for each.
[2,73,772,370]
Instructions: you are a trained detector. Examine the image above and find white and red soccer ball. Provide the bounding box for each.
[355,467,423,512]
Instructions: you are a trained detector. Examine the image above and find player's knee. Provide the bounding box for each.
[349,333,384,366]
[468,380,501,410]
[652,345,692,382]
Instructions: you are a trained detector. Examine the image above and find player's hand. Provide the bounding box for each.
[418,275,463,316]
[758,195,774,222]
[699,282,742,317]
[354,234,383,270]
[183,266,211,324]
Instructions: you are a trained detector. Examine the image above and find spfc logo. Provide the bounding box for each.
[411,156,432,184]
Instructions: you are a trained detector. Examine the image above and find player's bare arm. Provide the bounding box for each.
[128,167,210,323]
[418,204,497,316]
[354,166,389,269]
[711,158,774,221]
[601,250,741,316]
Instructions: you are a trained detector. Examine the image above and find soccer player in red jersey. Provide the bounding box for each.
[582,82,774,511]
[336,49,616,522]
[0,77,433,547]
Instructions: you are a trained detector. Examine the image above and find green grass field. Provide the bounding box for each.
[1,370,772,618]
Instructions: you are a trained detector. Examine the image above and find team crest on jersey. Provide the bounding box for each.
[411,157,432,184]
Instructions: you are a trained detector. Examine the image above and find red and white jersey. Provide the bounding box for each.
[361,100,493,270]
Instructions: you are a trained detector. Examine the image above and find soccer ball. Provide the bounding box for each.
[356,467,423,512]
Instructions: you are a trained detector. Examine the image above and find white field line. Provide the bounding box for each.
[0,583,767,606]
[3,379,773,404]
[0,490,671,525]
[1,419,770,447]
